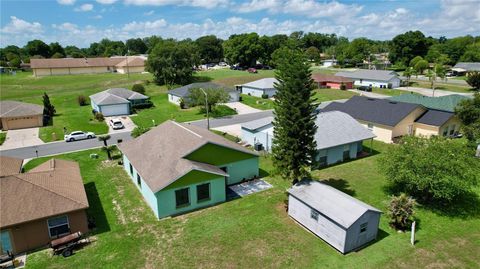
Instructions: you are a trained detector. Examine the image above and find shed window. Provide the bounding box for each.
[175,188,190,208]
[48,215,70,238]
[197,183,210,202]
[310,209,319,221]
[136,174,141,187]
[360,222,368,233]
[129,163,133,175]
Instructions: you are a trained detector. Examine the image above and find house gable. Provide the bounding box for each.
[184,142,256,166]
[162,170,224,191]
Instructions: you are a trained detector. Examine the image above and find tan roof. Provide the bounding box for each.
[30,57,124,69]
[116,57,145,67]
[0,156,23,177]
[118,120,257,193]
[312,74,353,83]
[0,101,43,118]
[0,159,89,228]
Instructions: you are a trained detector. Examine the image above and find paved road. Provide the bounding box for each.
[188,111,274,128]
[0,131,132,159]
[397,87,474,97]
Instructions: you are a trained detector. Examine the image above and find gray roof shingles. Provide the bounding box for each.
[168,82,234,98]
[335,69,399,82]
[241,78,278,89]
[89,88,148,105]
[0,101,43,117]
[453,62,480,71]
[415,109,454,126]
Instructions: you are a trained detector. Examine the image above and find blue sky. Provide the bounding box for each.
[1,0,479,48]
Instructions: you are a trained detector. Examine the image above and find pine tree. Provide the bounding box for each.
[272,47,317,185]
[42,92,56,117]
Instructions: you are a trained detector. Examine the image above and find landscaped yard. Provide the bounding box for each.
[22,141,480,268]
[241,94,274,110]
[314,88,358,102]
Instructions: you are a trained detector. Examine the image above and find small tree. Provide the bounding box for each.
[179,98,186,109]
[98,134,111,147]
[78,95,87,106]
[455,92,480,143]
[187,87,229,113]
[466,71,480,90]
[132,84,146,94]
[102,145,115,160]
[95,112,104,121]
[42,92,56,118]
[414,59,429,75]
[339,82,346,91]
[388,194,416,231]
[403,67,413,87]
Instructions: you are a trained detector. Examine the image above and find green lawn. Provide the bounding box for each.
[314,88,358,102]
[370,88,410,97]
[0,132,6,145]
[22,141,480,268]
[410,80,474,93]
[241,94,274,110]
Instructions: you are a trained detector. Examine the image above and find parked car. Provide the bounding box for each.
[64,131,96,142]
[230,65,244,70]
[358,86,372,92]
[109,118,124,130]
[247,68,258,73]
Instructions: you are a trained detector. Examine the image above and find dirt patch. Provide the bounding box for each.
[112,199,126,225]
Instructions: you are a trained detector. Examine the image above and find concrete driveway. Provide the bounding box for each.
[224,102,261,114]
[105,116,136,134]
[0,127,44,150]
[397,87,474,97]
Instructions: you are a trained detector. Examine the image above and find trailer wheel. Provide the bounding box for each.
[62,248,73,257]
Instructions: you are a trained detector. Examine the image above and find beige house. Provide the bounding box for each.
[0,157,89,254]
[0,101,43,130]
[115,57,146,74]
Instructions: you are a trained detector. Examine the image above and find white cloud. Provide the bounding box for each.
[52,22,79,32]
[144,10,155,16]
[75,3,94,12]
[238,0,281,13]
[93,15,103,19]
[96,0,118,4]
[1,16,43,34]
[124,0,230,9]
[57,0,76,5]
[122,19,167,32]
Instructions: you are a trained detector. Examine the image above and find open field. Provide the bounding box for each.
[410,80,474,93]
[22,141,480,268]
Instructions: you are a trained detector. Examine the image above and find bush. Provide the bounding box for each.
[388,194,416,231]
[78,95,87,106]
[339,83,346,91]
[179,98,186,109]
[131,100,154,110]
[132,126,150,138]
[466,71,480,90]
[95,112,104,121]
[261,93,269,99]
[132,84,146,94]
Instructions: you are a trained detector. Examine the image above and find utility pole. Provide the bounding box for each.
[200,88,209,129]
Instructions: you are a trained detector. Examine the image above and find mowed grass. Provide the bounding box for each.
[0,132,6,145]
[23,141,480,268]
[410,80,474,93]
[241,94,275,110]
[314,88,358,102]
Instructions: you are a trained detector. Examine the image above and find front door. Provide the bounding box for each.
[220,166,228,196]
[0,230,13,254]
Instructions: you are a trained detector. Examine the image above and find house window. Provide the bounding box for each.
[360,222,368,233]
[175,188,190,208]
[47,215,70,238]
[449,124,456,136]
[137,174,141,187]
[343,144,350,160]
[197,183,210,202]
[310,209,319,221]
[443,126,449,136]
[129,163,133,175]
[367,123,373,130]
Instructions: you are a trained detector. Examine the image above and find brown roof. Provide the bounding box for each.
[118,120,257,193]
[30,57,124,69]
[312,74,353,83]
[115,57,145,67]
[0,156,23,177]
[0,101,43,118]
[0,159,89,228]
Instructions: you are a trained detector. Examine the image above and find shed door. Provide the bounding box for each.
[0,230,13,254]
[6,116,40,130]
[100,104,129,116]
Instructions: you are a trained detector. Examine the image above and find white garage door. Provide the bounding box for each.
[100,104,129,116]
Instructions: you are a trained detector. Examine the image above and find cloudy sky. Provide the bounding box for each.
[1,0,479,48]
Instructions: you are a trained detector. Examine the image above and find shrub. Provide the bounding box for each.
[132,84,146,94]
[78,95,87,106]
[339,83,346,91]
[179,98,186,109]
[261,93,269,99]
[466,71,480,90]
[388,194,416,231]
[95,112,104,121]
[131,100,154,110]
[132,126,150,138]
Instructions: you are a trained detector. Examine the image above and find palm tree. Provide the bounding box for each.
[102,145,115,160]
[98,134,111,147]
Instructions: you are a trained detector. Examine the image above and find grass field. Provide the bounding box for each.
[22,141,480,268]
[410,80,474,93]
[314,88,358,102]
[241,94,275,110]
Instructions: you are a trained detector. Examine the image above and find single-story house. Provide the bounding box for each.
[452,62,480,76]
[118,120,259,219]
[0,101,44,130]
[321,59,337,67]
[335,69,401,88]
[238,78,278,98]
[0,157,89,254]
[168,82,239,106]
[311,74,354,89]
[288,180,381,254]
[241,111,375,167]
[30,56,146,77]
[90,88,149,116]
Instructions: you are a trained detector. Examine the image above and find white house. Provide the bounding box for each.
[238,78,278,98]
[336,70,401,89]
[288,180,382,254]
[321,59,337,67]
[168,82,239,106]
[90,88,149,116]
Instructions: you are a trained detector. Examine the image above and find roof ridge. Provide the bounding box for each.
[173,122,202,138]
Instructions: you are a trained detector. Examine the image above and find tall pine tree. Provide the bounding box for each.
[272,47,317,185]
[42,92,56,118]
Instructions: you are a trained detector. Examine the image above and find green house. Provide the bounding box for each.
[118,120,259,219]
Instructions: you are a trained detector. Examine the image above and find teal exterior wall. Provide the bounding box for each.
[241,127,273,152]
[315,140,364,167]
[220,157,259,185]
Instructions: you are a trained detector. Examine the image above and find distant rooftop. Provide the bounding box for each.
[241,78,278,89]
[388,93,470,112]
[168,82,234,98]
[335,69,398,82]
[453,62,480,71]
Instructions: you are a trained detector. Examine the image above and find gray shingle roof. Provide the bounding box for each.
[168,82,234,98]
[89,88,148,105]
[453,62,480,71]
[0,101,43,117]
[288,180,381,229]
[415,109,454,126]
[322,96,422,127]
[241,78,278,89]
[241,116,274,131]
[335,69,399,82]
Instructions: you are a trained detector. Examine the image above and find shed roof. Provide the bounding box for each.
[0,101,43,118]
[168,82,234,98]
[322,96,422,127]
[311,74,353,83]
[453,62,480,71]
[89,88,148,105]
[288,180,381,229]
[335,69,398,82]
[118,121,257,193]
[0,156,23,177]
[0,159,89,228]
[241,116,274,131]
[241,78,278,89]
[415,109,454,126]
[30,57,123,69]
[388,93,470,112]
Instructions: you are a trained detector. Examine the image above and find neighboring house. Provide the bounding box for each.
[118,120,259,219]
[452,62,480,76]
[0,101,43,130]
[90,88,149,116]
[0,157,89,254]
[30,56,145,77]
[335,69,401,88]
[238,78,278,98]
[241,111,375,167]
[168,82,239,106]
[311,74,354,89]
[288,180,381,254]
[321,59,337,67]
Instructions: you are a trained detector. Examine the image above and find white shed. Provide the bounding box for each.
[240,78,278,98]
[288,180,381,254]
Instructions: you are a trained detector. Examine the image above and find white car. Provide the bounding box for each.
[109,118,124,130]
[64,131,96,142]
